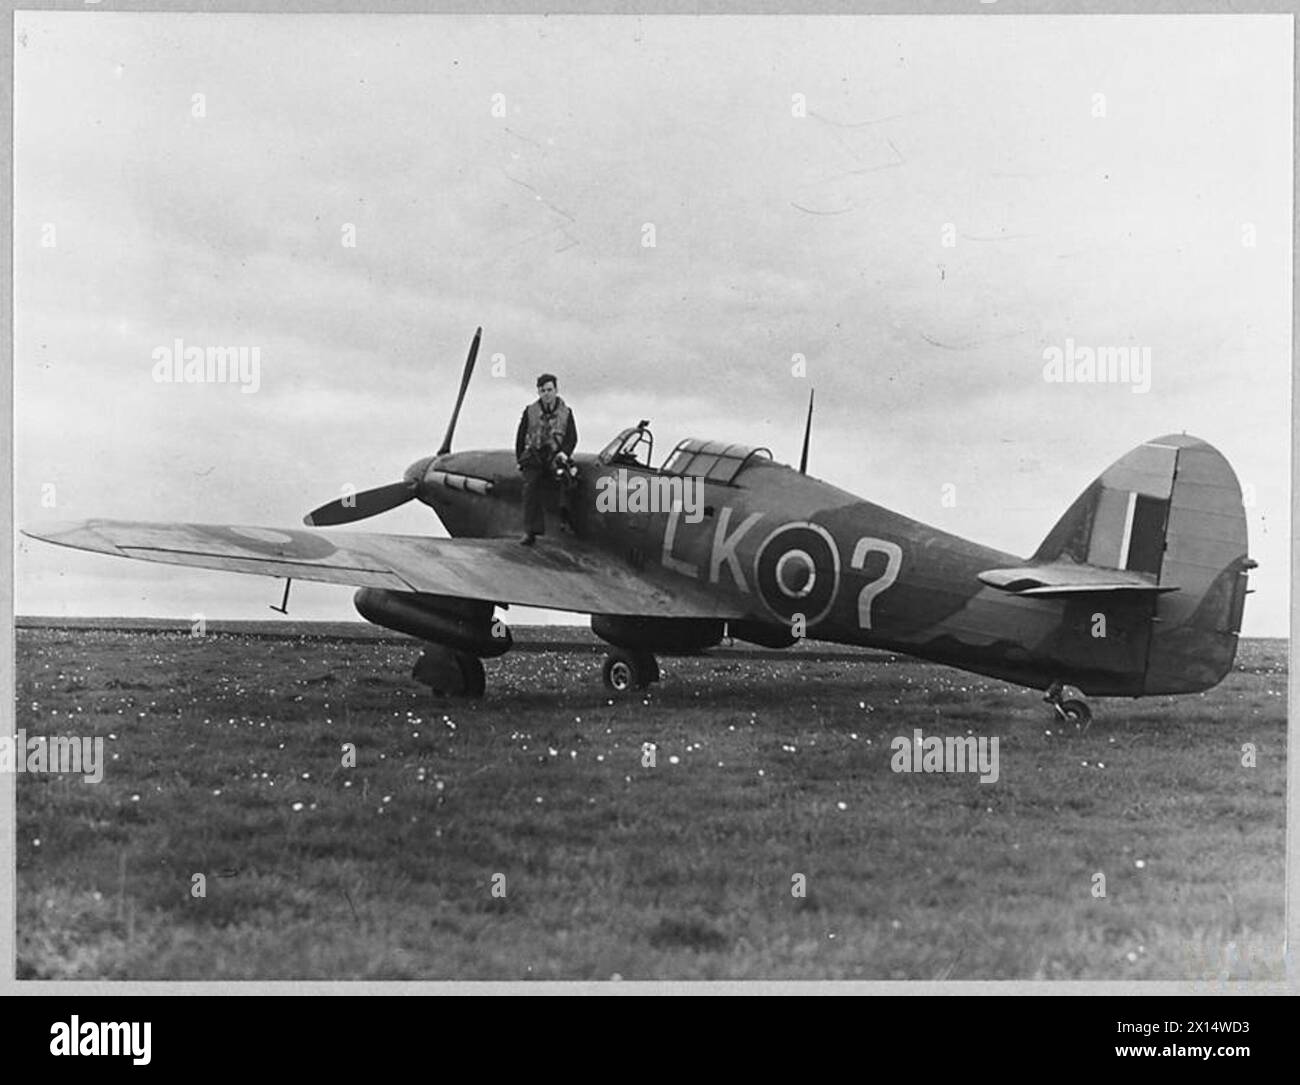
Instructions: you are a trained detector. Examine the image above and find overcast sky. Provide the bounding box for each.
[13,13,1292,636]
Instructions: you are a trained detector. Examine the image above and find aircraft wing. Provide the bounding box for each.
[21,519,745,619]
[977,561,1179,596]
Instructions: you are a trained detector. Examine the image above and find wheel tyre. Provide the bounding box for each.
[456,652,486,698]
[413,648,464,694]
[603,651,647,693]
[1061,699,1092,724]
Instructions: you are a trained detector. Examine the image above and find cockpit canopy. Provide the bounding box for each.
[598,424,772,485]
[661,438,772,485]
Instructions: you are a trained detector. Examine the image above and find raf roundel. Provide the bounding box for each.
[212,525,339,561]
[753,521,840,627]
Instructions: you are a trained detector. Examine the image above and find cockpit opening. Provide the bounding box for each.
[598,421,655,468]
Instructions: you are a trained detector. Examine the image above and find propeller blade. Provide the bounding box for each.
[303,480,417,527]
[437,326,482,456]
[799,388,815,474]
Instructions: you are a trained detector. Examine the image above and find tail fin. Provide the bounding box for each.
[1034,435,1252,693]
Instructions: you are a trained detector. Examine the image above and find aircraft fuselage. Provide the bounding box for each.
[420,449,1164,696]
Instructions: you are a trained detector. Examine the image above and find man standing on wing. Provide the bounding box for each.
[515,373,578,545]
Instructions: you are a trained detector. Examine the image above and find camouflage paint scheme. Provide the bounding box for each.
[25,429,1251,699]
[423,429,1250,697]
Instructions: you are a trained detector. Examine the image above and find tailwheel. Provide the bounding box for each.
[1059,699,1091,725]
[1043,681,1091,727]
[412,645,486,698]
[602,649,658,694]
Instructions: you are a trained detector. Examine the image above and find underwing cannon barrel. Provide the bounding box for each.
[591,614,724,653]
[353,588,512,658]
[727,620,798,650]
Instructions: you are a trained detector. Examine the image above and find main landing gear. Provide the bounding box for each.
[1043,681,1091,726]
[410,644,664,698]
[601,648,661,694]
[412,644,486,698]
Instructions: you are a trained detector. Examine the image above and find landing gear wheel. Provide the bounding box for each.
[456,652,486,698]
[1043,681,1091,727]
[1059,699,1091,725]
[412,645,486,698]
[602,649,658,693]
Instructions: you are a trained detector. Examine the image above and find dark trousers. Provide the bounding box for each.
[521,464,550,535]
[521,463,577,535]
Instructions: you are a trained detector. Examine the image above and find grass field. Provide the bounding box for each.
[13,622,1287,981]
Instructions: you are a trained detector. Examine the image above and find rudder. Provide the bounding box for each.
[1033,435,1252,694]
[1142,436,1252,693]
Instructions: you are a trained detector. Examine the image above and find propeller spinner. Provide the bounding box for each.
[303,327,482,527]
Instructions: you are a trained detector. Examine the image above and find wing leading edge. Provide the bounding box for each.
[22,519,744,619]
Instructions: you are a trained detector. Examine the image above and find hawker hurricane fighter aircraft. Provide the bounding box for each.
[24,329,1255,722]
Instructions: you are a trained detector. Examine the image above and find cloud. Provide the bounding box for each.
[14,13,1290,635]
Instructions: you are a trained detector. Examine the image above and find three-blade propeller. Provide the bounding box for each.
[303,327,482,527]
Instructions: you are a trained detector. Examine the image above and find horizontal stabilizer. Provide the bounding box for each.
[978,562,1180,596]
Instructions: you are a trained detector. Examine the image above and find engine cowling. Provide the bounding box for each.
[591,614,724,653]
[354,589,512,658]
